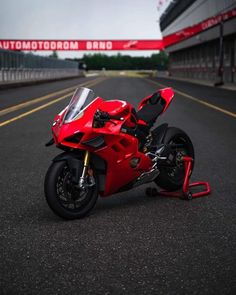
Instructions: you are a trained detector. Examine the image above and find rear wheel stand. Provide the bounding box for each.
[146,156,211,200]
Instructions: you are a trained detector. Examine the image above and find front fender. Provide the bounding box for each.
[52,152,84,183]
[52,151,84,162]
[52,152,106,192]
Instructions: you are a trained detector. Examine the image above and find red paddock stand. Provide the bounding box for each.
[146,156,211,200]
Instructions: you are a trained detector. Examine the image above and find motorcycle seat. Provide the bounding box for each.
[136,92,165,124]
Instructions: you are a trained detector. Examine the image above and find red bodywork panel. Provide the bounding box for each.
[52,97,152,196]
[52,88,174,197]
[138,88,174,113]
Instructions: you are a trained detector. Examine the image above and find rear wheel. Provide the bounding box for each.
[44,161,98,219]
[155,127,194,191]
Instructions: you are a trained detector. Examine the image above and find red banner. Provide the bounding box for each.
[0,40,164,51]
[163,6,236,47]
[1,7,235,52]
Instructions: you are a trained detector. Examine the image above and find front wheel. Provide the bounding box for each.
[155,127,195,191]
[44,161,98,219]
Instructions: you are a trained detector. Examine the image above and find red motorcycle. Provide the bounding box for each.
[45,87,194,219]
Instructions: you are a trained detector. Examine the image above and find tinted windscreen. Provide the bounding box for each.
[63,87,95,123]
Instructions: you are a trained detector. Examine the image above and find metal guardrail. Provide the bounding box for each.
[0,68,80,83]
[0,49,81,83]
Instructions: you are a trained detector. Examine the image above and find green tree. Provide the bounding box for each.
[49,51,59,59]
[79,52,169,70]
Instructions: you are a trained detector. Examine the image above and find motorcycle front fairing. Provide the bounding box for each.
[51,87,153,197]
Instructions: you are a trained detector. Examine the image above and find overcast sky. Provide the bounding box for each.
[0,0,170,58]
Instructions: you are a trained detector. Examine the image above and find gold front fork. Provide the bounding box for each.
[79,151,91,189]
[84,150,90,167]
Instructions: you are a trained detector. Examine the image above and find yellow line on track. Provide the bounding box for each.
[0,93,73,127]
[0,77,107,128]
[145,78,236,119]
[0,77,105,117]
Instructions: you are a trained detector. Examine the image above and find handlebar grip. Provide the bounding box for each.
[95,110,124,121]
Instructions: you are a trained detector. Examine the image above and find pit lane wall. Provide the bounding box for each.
[0,49,80,84]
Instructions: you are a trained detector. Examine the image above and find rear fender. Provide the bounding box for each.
[152,123,169,145]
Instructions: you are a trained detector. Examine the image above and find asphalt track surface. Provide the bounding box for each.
[0,76,236,295]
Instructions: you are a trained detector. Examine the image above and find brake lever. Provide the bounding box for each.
[95,109,123,124]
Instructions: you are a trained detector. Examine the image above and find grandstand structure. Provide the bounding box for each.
[161,0,236,84]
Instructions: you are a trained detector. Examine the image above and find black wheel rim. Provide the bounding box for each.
[166,136,190,184]
[56,165,94,212]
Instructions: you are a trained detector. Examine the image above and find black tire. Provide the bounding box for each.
[44,161,98,219]
[155,127,194,191]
